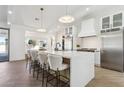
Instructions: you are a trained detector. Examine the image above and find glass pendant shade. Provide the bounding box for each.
[59,15,75,23]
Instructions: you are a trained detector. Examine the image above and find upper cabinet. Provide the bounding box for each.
[113,13,122,27]
[64,26,77,37]
[65,26,73,36]
[78,18,96,37]
[101,12,123,33]
[102,16,110,29]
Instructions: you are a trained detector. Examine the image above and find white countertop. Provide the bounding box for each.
[38,50,94,58]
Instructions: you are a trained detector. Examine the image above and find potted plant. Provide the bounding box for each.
[28,39,36,47]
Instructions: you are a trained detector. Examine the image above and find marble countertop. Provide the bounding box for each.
[38,50,94,58]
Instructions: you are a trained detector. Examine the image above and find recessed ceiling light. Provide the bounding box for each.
[7,22,11,25]
[86,8,89,11]
[37,29,46,32]
[8,10,12,14]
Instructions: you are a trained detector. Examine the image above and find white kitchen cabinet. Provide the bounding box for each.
[64,26,77,50]
[64,26,77,37]
[113,13,123,28]
[101,12,124,33]
[102,16,110,29]
[78,18,96,37]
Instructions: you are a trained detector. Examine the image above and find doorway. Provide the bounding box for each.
[0,28,9,62]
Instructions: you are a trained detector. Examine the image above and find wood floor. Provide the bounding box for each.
[0,61,42,87]
[0,61,124,87]
[86,67,124,87]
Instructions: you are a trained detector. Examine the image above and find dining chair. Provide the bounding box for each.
[46,54,70,87]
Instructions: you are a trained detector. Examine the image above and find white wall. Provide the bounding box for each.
[10,24,25,61]
[0,22,9,28]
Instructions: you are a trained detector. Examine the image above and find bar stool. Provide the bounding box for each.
[46,54,70,87]
[36,52,48,86]
[26,49,31,69]
[29,49,39,77]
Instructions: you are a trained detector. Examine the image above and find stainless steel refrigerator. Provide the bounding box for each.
[101,28,124,72]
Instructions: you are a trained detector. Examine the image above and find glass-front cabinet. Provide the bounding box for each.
[113,13,122,27]
[101,12,123,33]
[102,16,110,29]
[64,26,74,51]
[65,26,73,37]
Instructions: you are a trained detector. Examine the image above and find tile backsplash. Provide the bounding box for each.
[80,36,100,50]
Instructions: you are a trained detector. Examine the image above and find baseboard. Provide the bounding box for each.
[9,59,26,62]
[95,64,101,67]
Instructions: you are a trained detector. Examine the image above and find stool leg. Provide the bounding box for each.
[56,68,59,87]
[36,67,39,80]
[58,71,60,87]
[26,61,28,69]
[29,63,32,74]
[46,68,50,87]
[42,68,44,86]
[33,65,35,78]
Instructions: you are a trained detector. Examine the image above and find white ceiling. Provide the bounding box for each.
[1,5,124,33]
[8,5,87,29]
[0,5,7,23]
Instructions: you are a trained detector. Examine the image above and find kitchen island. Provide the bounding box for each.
[39,50,95,87]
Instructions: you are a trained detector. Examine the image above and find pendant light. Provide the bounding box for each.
[59,6,75,24]
[37,8,46,32]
